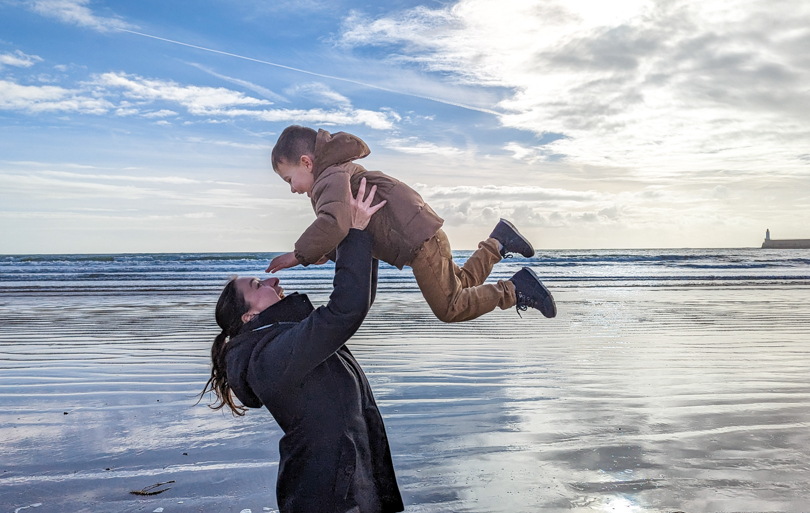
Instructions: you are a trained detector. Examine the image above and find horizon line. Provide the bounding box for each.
[0,246,773,256]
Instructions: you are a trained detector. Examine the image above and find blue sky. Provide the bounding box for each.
[1,0,808,253]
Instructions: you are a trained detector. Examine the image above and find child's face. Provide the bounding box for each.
[275,155,314,197]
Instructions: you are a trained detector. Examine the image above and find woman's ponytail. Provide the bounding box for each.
[199,278,249,416]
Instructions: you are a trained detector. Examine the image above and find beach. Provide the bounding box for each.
[2,250,810,512]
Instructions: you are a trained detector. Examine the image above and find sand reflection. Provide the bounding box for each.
[2,281,810,511]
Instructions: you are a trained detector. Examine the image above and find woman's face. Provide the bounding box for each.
[235,276,285,323]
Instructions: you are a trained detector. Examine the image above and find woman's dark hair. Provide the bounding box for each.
[199,278,249,416]
[271,125,317,170]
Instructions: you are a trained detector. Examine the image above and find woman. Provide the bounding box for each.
[201,179,403,513]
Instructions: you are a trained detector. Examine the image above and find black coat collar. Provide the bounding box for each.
[240,292,314,334]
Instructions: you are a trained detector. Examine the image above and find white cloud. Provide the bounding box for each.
[410,180,617,226]
[0,50,43,68]
[40,170,202,184]
[1,70,398,130]
[142,109,177,118]
[0,171,175,200]
[115,107,138,116]
[207,106,396,130]
[0,170,266,209]
[340,0,810,176]
[92,72,397,128]
[36,73,60,83]
[286,82,351,107]
[185,137,270,150]
[0,79,112,114]
[383,137,464,156]
[410,180,741,229]
[416,184,604,203]
[188,63,287,103]
[95,72,272,114]
[27,0,131,32]
[504,142,560,164]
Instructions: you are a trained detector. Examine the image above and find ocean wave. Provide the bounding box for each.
[12,255,117,263]
[2,250,810,291]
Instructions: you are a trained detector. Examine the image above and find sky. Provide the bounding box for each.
[0,0,808,253]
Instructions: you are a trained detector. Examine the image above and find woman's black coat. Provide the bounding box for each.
[225,229,404,513]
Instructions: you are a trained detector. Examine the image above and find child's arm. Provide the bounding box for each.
[266,252,297,273]
[265,252,328,273]
[265,173,371,274]
[294,170,355,265]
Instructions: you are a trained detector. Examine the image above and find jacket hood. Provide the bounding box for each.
[227,293,314,409]
[312,129,370,179]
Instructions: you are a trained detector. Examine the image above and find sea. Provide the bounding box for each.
[1,248,809,512]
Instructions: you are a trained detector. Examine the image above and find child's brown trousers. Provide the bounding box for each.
[409,229,516,323]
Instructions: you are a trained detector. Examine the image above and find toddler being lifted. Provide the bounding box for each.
[266,125,556,322]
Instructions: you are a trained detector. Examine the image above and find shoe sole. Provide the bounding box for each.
[523,267,557,318]
[499,219,535,258]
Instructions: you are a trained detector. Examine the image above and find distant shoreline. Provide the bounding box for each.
[4,246,805,257]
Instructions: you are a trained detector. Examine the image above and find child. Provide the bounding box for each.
[266,125,556,322]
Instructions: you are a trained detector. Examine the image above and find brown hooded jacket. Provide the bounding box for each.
[293,129,444,269]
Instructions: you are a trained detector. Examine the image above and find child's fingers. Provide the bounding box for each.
[266,254,287,273]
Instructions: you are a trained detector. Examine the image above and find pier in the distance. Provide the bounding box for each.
[761,229,810,249]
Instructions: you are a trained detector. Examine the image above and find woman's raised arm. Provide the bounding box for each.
[248,179,385,391]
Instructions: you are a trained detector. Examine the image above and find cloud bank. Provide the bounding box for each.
[0,68,399,129]
[0,80,113,114]
[340,0,810,174]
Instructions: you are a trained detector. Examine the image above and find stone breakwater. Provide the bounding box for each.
[762,239,810,249]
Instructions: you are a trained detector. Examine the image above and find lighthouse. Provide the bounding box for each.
[761,230,810,248]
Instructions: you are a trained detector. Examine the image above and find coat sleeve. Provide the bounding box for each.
[370,258,379,307]
[248,229,374,392]
[293,170,353,265]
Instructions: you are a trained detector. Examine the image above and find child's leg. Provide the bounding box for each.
[456,218,535,287]
[454,236,502,288]
[411,229,516,323]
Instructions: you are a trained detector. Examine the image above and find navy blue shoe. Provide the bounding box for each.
[490,219,534,258]
[510,267,556,318]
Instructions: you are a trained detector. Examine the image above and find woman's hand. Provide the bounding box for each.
[350,177,386,230]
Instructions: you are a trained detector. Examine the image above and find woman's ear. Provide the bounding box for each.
[241,311,255,324]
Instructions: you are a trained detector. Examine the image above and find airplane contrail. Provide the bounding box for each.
[117,29,501,116]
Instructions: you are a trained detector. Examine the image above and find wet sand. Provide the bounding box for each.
[2,281,810,512]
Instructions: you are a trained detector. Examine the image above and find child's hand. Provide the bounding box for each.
[351,177,386,230]
[265,252,299,273]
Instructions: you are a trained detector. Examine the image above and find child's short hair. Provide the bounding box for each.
[271,125,317,170]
